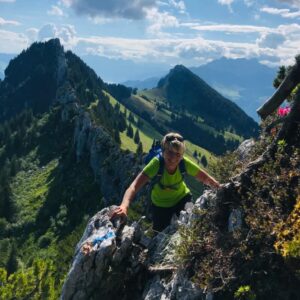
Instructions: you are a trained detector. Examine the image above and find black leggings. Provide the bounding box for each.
[151,194,192,232]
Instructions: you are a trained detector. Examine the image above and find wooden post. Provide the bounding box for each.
[257,59,300,119]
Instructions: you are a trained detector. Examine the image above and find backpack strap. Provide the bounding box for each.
[152,156,186,190]
[179,158,186,177]
[157,154,164,178]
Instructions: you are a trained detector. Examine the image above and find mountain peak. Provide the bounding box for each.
[157,64,197,89]
[155,64,258,138]
[0,39,104,121]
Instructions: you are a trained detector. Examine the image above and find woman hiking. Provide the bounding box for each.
[112,132,221,232]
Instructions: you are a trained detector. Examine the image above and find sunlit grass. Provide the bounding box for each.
[12,158,58,224]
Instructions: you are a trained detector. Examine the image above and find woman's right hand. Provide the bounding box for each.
[110,204,128,219]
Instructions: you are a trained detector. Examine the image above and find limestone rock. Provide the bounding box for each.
[228,208,243,232]
[61,202,208,300]
[235,138,255,161]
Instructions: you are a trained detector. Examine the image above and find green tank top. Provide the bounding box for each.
[142,156,202,207]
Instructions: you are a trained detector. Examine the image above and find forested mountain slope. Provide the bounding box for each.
[0,39,218,298]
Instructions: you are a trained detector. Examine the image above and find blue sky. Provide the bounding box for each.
[1,0,300,73]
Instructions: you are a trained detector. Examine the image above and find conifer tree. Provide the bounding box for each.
[136,141,143,156]
[114,129,121,144]
[134,129,140,144]
[1,184,16,222]
[6,241,18,274]
[201,155,208,167]
[128,112,135,123]
[126,124,134,138]
[10,155,19,177]
[118,113,127,132]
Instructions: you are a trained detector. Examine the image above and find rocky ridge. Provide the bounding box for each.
[61,190,226,300]
[61,57,300,299]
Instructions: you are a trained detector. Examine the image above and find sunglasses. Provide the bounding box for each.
[165,135,184,142]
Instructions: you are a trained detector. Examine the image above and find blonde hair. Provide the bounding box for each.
[161,132,185,154]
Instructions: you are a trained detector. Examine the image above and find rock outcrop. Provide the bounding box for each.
[61,190,227,300]
[72,108,140,205]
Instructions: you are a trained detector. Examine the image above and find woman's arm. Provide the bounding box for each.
[195,169,220,189]
[111,172,150,218]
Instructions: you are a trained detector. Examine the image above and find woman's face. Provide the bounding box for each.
[163,147,183,169]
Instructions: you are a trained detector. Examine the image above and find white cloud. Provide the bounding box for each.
[256,32,286,48]
[0,0,15,2]
[184,23,272,34]
[76,19,300,67]
[244,0,255,7]
[38,24,78,49]
[26,27,39,42]
[61,0,157,20]
[218,0,234,4]
[218,0,234,12]
[0,29,28,53]
[146,8,179,36]
[261,6,300,18]
[47,5,65,16]
[0,17,20,26]
[79,35,259,65]
[169,0,186,12]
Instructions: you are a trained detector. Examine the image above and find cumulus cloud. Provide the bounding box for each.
[78,34,260,66]
[76,17,300,68]
[256,32,286,48]
[26,27,39,43]
[146,8,179,36]
[61,0,157,20]
[0,17,20,26]
[37,24,77,49]
[261,6,300,18]
[47,5,65,16]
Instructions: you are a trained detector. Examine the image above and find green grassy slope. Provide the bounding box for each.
[103,92,217,198]
[0,109,102,297]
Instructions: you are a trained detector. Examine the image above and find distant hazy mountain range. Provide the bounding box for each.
[123,58,277,121]
[81,54,169,83]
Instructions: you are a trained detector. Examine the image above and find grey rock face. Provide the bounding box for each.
[56,83,78,105]
[55,42,67,86]
[236,138,255,161]
[74,112,92,161]
[72,109,140,204]
[61,206,143,300]
[228,208,243,232]
[62,194,227,300]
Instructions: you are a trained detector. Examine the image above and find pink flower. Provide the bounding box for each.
[277,106,291,117]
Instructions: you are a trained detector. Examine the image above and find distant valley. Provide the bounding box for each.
[122,58,277,121]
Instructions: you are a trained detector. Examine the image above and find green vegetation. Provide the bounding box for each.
[176,112,300,299]
[0,108,102,297]
[157,65,259,139]
[119,85,244,155]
